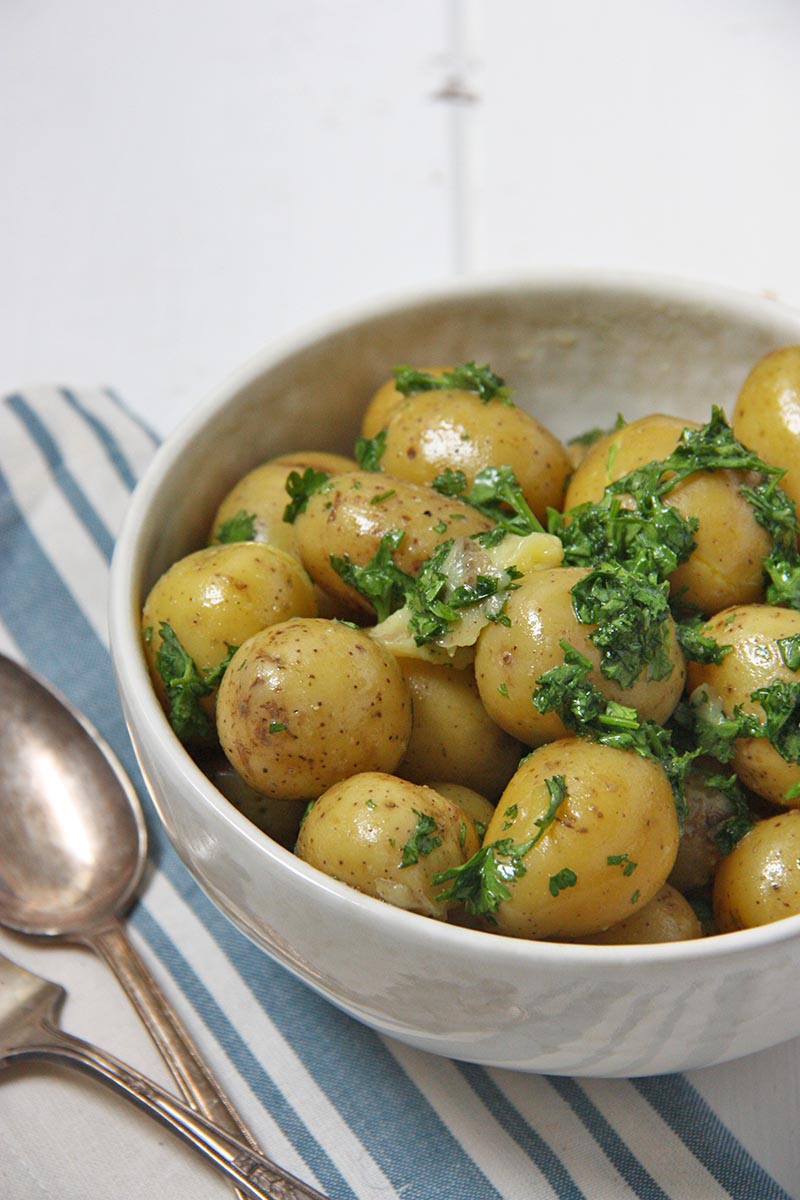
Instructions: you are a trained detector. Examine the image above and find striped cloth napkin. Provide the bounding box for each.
[0,385,797,1200]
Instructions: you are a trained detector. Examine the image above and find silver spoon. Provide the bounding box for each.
[0,949,325,1199]
[0,652,326,1200]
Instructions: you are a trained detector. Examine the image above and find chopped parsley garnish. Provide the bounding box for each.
[529,775,569,847]
[607,853,638,876]
[370,489,396,505]
[283,467,330,523]
[211,509,257,544]
[354,429,387,471]
[570,561,674,688]
[697,770,754,855]
[401,811,442,866]
[785,781,800,802]
[154,622,236,744]
[501,804,518,830]
[432,464,544,536]
[549,867,578,897]
[330,529,412,622]
[393,362,512,404]
[433,836,535,916]
[676,617,731,665]
[750,680,800,763]
[778,634,800,672]
[269,722,287,733]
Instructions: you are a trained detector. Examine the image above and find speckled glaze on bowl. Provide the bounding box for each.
[109,272,800,1077]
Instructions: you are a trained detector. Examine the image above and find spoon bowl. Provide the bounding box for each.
[0,655,145,938]
[0,652,321,1199]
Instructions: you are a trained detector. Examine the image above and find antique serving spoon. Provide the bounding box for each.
[0,653,326,1200]
[0,950,326,1198]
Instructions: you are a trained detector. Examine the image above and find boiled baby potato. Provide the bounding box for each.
[295,772,479,918]
[733,346,800,519]
[479,739,679,939]
[667,765,752,894]
[579,885,702,944]
[208,450,356,557]
[474,566,686,747]
[293,470,491,616]
[564,413,772,613]
[216,618,412,799]
[396,658,524,801]
[686,604,800,807]
[142,542,317,715]
[378,389,571,524]
[426,781,495,839]
[361,366,448,438]
[713,809,800,931]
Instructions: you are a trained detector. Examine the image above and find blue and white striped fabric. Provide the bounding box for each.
[0,386,797,1200]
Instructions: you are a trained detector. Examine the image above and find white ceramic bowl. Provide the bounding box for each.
[110,272,800,1077]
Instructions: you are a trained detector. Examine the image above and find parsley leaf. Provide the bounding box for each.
[570,561,674,688]
[329,529,412,622]
[549,867,578,897]
[432,464,544,536]
[154,622,236,744]
[283,467,330,523]
[677,617,731,665]
[433,836,535,915]
[778,634,800,671]
[401,810,442,866]
[211,509,256,544]
[751,680,800,763]
[354,429,387,471]
[393,362,512,404]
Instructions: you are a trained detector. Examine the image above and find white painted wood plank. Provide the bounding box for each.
[0,0,455,434]
[459,0,800,308]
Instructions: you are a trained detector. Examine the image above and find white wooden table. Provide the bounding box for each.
[1,4,799,1198]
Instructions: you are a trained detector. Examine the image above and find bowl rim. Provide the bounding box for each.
[110,267,800,970]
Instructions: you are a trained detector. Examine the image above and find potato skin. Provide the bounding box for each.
[564,413,771,614]
[361,367,448,438]
[295,772,479,918]
[686,605,800,807]
[713,810,800,931]
[733,345,800,519]
[483,740,679,939]
[293,470,491,615]
[426,781,495,837]
[579,884,703,944]
[216,618,412,799]
[378,390,571,523]
[667,765,749,894]
[142,542,318,712]
[396,658,524,801]
[208,451,356,556]
[474,566,685,747]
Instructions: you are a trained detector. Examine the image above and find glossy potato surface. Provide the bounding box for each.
[397,658,524,800]
[216,618,412,799]
[714,810,800,931]
[483,740,679,939]
[293,470,491,615]
[733,345,800,518]
[142,542,318,708]
[474,566,685,746]
[564,413,771,613]
[580,885,702,944]
[208,451,356,556]
[295,772,479,918]
[686,605,800,807]
[378,390,571,523]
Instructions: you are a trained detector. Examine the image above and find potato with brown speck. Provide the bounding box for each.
[474,566,685,747]
[686,604,800,807]
[578,885,703,943]
[713,810,800,931]
[216,618,412,799]
[482,740,679,940]
[295,772,479,918]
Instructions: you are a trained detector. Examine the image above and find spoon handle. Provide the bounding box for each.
[4,1023,327,1200]
[88,920,315,1198]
